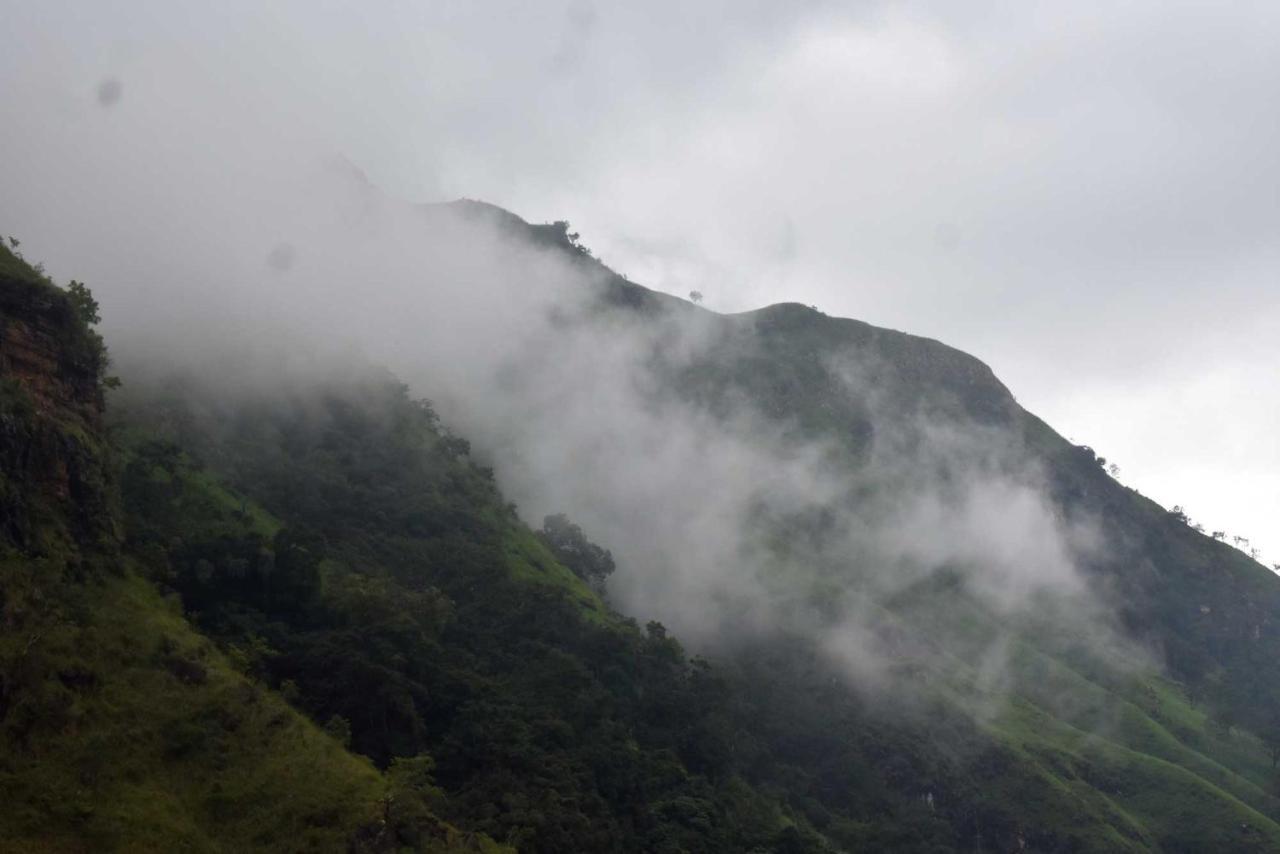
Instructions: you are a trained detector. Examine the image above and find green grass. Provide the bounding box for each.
[992,696,1280,852]
[0,568,389,853]
[177,463,282,539]
[817,564,1280,850]
[0,241,52,286]
[0,559,514,853]
[964,617,1280,849]
[114,429,282,542]
[502,524,612,624]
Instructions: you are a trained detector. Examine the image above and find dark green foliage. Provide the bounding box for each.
[65,279,101,326]
[107,361,1280,852]
[531,219,592,257]
[1,253,507,853]
[113,376,852,852]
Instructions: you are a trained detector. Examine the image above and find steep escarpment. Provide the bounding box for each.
[0,269,103,420]
[0,248,114,553]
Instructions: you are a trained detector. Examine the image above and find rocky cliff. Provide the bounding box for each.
[0,247,114,555]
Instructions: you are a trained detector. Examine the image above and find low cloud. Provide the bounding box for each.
[0,4,1151,700]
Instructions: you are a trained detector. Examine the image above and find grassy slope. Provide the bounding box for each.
[992,659,1280,851]
[503,525,611,624]
[0,566,386,853]
[0,241,53,285]
[866,563,1280,850]
[857,328,1274,845]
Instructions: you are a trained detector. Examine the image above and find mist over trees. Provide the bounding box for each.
[537,513,616,594]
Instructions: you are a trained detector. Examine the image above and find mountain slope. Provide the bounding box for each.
[110,372,837,852]
[429,203,1280,850]
[485,201,1280,739]
[0,244,508,853]
[6,200,1280,854]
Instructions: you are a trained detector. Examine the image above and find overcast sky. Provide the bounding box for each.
[1,1,1276,561]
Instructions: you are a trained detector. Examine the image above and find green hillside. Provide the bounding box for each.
[0,243,508,853]
[5,208,1280,854]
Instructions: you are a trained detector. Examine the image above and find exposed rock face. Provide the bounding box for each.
[0,270,114,553]
[0,276,104,422]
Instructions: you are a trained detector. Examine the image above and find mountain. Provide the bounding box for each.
[3,200,1280,854]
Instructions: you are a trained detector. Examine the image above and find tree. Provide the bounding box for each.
[548,219,591,256]
[551,219,581,245]
[66,280,101,326]
[688,290,704,304]
[62,278,120,389]
[538,513,615,593]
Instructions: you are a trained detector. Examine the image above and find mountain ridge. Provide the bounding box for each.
[3,200,1280,852]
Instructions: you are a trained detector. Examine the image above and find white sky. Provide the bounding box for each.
[1,1,1276,562]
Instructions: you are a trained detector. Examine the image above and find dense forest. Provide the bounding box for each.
[4,211,1280,854]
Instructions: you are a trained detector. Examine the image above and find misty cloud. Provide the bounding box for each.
[0,2,1246,689]
[2,3,1270,561]
[28,149,1108,694]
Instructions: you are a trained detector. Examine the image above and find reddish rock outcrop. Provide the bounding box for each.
[0,271,114,552]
